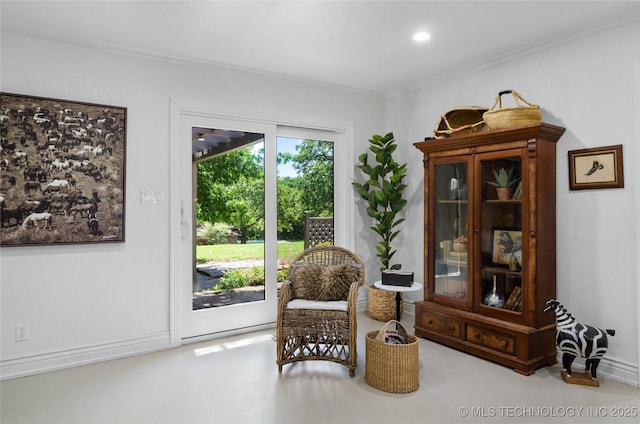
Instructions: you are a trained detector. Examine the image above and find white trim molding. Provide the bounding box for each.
[1,332,171,381]
[634,60,640,388]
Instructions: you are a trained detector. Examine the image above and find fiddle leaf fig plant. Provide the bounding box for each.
[352,132,408,272]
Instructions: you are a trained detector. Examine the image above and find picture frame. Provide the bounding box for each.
[1,92,126,246]
[491,227,522,267]
[568,144,624,190]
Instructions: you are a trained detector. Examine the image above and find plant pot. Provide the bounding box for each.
[496,187,513,200]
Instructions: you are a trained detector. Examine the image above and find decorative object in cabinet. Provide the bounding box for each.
[414,123,565,375]
[483,275,505,308]
[485,166,520,200]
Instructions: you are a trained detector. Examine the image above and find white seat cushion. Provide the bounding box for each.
[286,299,348,311]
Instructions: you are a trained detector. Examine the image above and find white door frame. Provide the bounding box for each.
[182,115,277,340]
[169,99,355,345]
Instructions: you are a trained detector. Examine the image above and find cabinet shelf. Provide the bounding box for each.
[437,259,468,267]
[483,199,521,204]
[482,266,521,276]
[413,123,565,375]
[437,200,469,204]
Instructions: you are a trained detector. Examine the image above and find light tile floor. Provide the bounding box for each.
[2,313,639,424]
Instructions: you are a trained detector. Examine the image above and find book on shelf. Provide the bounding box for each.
[512,295,522,311]
[511,181,523,200]
[505,286,522,311]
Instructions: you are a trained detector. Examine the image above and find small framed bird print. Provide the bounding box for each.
[568,144,624,190]
[491,228,522,268]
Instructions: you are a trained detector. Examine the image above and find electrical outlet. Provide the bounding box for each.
[15,323,29,342]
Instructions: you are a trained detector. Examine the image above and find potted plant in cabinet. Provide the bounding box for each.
[353,132,408,320]
[486,167,520,200]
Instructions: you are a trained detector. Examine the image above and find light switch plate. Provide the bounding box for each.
[140,188,161,204]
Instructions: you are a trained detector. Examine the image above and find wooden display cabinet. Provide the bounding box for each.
[413,123,565,375]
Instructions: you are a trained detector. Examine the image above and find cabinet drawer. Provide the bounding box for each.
[420,312,461,338]
[466,325,515,354]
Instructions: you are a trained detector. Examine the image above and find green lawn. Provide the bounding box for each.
[196,240,305,262]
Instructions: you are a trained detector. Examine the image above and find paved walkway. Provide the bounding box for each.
[194,259,266,309]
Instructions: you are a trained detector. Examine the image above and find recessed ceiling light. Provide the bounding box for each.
[413,31,431,42]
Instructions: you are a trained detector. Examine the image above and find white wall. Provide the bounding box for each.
[385,19,640,386]
[2,16,639,387]
[0,31,385,378]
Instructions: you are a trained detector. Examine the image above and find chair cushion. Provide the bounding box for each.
[289,263,361,301]
[286,299,348,311]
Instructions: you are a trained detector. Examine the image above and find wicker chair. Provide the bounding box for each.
[276,246,365,376]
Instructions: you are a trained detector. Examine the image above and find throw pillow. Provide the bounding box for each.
[288,263,361,301]
[289,263,323,300]
[318,264,361,301]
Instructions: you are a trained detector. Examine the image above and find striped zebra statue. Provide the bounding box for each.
[544,299,615,382]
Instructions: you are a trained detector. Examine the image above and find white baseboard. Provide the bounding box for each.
[1,331,171,381]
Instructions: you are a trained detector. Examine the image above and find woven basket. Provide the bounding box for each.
[433,106,488,139]
[368,285,402,321]
[365,320,419,393]
[483,90,541,130]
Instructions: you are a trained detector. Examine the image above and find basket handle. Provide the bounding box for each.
[375,320,409,341]
[490,90,538,110]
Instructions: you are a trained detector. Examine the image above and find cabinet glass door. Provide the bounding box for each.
[433,160,470,304]
[478,154,524,315]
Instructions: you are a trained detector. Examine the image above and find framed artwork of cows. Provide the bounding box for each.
[0,92,126,246]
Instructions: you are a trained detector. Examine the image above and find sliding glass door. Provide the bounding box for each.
[181,117,277,339]
[173,104,349,341]
[276,130,336,268]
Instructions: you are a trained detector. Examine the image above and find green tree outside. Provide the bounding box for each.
[196,139,334,244]
[281,140,334,217]
[197,147,264,243]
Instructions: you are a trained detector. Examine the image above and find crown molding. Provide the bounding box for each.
[397,10,639,95]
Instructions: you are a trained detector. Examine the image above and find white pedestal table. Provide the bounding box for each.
[373,280,423,321]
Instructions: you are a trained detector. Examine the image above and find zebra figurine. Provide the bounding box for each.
[544,299,615,381]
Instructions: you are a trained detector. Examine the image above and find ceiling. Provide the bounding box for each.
[2,1,637,95]
[192,127,263,161]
